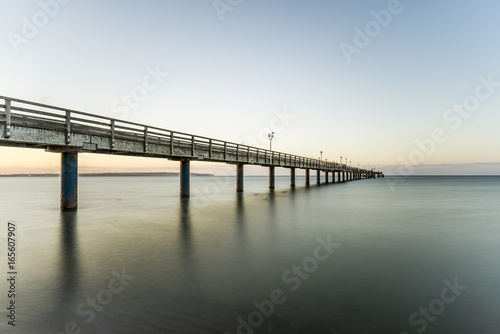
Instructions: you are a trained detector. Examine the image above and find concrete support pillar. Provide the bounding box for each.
[269,166,275,189]
[343,172,346,182]
[180,160,190,198]
[305,169,310,186]
[61,152,78,211]
[325,171,329,183]
[237,163,244,192]
[290,168,296,187]
[316,170,320,185]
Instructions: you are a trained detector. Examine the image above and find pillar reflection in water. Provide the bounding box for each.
[57,211,80,315]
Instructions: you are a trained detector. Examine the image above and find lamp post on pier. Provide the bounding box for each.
[268,132,274,151]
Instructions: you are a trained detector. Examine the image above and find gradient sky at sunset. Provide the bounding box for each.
[1,0,499,175]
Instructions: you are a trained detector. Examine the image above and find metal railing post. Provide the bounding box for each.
[110,120,115,148]
[191,135,195,157]
[65,111,71,144]
[170,132,174,155]
[4,99,11,138]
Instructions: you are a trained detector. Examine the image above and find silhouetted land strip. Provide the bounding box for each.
[0,172,215,177]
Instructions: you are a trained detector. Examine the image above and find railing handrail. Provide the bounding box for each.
[0,95,374,173]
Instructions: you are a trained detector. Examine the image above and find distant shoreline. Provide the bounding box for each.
[0,172,215,177]
[0,173,497,178]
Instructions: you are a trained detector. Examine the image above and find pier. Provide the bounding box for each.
[0,96,383,210]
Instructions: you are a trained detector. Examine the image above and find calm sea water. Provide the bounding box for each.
[0,175,499,333]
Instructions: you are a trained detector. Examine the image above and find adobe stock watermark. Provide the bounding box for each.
[387,74,500,191]
[8,0,72,54]
[399,277,467,334]
[48,267,135,334]
[243,107,295,148]
[213,0,244,21]
[191,107,295,210]
[111,64,169,119]
[224,236,340,334]
[340,0,413,64]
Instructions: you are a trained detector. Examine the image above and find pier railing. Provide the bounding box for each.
[0,95,368,173]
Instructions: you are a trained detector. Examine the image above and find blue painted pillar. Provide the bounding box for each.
[305,169,310,186]
[180,160,190,198]
[61,152,78,211]
[237,163,244,192]
[290,168,295,187]
[316,170,320,185]
[269,166,275,189]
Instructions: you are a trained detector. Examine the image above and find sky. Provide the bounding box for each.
[1,0,499,175]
